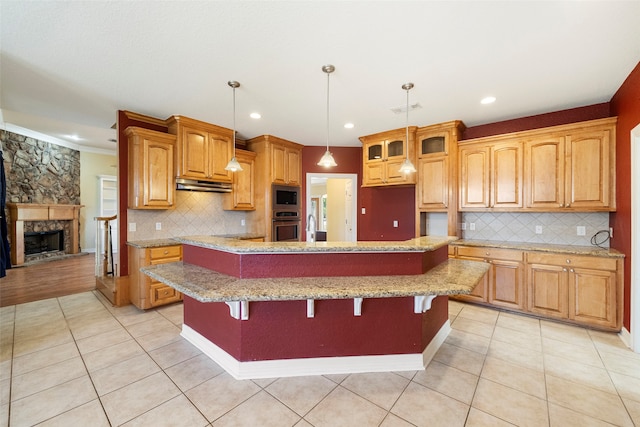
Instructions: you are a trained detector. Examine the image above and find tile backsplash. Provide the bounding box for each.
[127,191,248,241]
[461,212,611,247]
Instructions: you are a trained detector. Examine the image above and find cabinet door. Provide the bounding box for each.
[454,256,488,302]
[143,138,175,208]
[180,126,209,179]
[459,146,490,209]
[492,142,523,209]
[225,151,255,210]
[363,162,385,186]
[569,267,617,328]
[417,157,448,210]
[271,144,287,184]
[527,262,568,319]
[286,148,301,185]
[565,129,611,209]
[524,137,565,209]
[208,133,232,183]
[489,259,525,310]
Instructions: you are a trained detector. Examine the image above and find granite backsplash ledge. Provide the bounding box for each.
[461,212,610,247]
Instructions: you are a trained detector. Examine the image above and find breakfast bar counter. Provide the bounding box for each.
[142,235,489,379]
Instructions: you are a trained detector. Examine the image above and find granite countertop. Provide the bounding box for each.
[126,233,265,249]
[450,239,624,258]
[173,235,458,254]
[141,258,489,303]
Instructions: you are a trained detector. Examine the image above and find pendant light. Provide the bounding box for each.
[224,80,243,172]
[398,82,417,174]
[317,64,337,167]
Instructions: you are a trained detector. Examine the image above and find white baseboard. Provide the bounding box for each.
[619,327,632,349]
[181,320,452,380]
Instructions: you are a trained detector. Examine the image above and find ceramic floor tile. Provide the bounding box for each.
[155,303,184,325]
[185,372,261,422]
[133,324,183,352]
[542,336,605,368]
[433,342,486,376]
[121,394,208,427]
[379,413,415,426]
[609,371,640,402]
[9,376,97,427]
[124,314,176,337]
[148,339,202,369]
[496,311,540,336]
[36,399,110,427]
[11,341,79,376]
[340,372,410,411]
[0,402,8,427]
[252,377,278,388]
[544,353,617,394]
[445,329,491,355]
[465,407,516,427]
[265,375,337,416]
[491,325,542,352]
[457,305,499,325]
[599,350,640,379]
[75,327,132,355]
[548,402,619,427]
[305,386,388,427]
[164,353,225,392]
[413,360,478,404]
[622,397,640,426]
[540,321,594,347]
[66,315,123,341]
[11,356,87,401]
[451,316,495,338]
[472,378,548,427]
[100,371,181,426]
[13,318,68,342]
[447,300,465,316]
[480,356,546,399]
[115,309,163,327]
[90,353,161,396]
[82,339,144,372]
[322,373,349,384]
[214,390,301,427]
[390,381,469,427]
[487,339,543,372]
[546,374,634,427]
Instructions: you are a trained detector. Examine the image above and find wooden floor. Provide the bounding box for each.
[0,253,97,307]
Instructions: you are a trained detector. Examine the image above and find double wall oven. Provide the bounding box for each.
[272,185,301,242]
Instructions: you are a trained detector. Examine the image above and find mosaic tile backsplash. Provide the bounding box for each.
[127,191,248,241]
[461,212,611,247]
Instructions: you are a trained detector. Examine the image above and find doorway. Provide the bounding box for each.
[631,123,639,352]
[306,173,358,242]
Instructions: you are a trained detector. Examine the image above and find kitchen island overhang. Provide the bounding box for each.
[142,236,489,379]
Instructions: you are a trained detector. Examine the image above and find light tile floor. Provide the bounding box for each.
[1,291,639,426]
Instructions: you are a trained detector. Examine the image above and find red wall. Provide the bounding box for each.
[610,61,640,332]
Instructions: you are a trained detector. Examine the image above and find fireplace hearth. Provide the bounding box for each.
[24,230,64,255]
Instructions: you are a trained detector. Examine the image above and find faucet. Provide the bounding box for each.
[307,214,316,242]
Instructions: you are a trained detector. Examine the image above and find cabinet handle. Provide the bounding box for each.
[559,203,564,207]
[163,250,169,255]
[570,269,574,273]
[485,252,490,256]
[566,259,571,264]
[566,203,571,208]
[563,268,568,272]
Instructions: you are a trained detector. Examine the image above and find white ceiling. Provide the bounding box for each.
[2,1,639,155]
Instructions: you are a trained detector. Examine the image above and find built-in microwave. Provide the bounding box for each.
[272,185,300,210]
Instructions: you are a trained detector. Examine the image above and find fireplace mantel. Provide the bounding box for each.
[7,203,84,265]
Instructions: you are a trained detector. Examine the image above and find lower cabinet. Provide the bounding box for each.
[129,244,183,309]
[452,245,622,330]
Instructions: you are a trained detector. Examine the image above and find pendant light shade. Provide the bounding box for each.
[398,82,417,174]
[225,80,243,172]
[317,64,337,167]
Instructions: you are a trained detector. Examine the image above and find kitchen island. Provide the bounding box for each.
[142,236,489,379]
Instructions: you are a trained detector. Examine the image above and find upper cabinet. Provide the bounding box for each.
[360,127,416,187]
[224,149,256,211]
[459,117,616,212]
[247,135,303,187]
[125,127,176,210]
[166,115,233,183]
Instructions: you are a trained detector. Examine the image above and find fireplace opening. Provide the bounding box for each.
[24,230,65,255]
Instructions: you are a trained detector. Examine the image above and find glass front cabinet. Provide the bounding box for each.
[360,127,416,187]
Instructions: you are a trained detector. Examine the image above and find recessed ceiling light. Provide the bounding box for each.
[480,96,496,105]
[250,112,261,119]
[344,123,354,129]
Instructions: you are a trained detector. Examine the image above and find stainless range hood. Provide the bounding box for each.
[176,178,232,193]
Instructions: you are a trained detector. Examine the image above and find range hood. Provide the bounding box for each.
[176,178,232,193]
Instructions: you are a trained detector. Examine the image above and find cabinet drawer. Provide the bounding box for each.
[150,283,181,306]
[149,245,182,261]
[527,252,617,271]
[457,246,523,261]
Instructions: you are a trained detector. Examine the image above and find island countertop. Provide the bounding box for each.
[173,235,457,254]
[141,258,489,303]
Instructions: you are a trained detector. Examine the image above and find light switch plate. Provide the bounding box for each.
[129,223,136,232]
[577,226,586,236]
[155,222,162,230]
[535,225,543,234]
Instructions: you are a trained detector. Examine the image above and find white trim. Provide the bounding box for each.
[619,327,631,348]
[631,123,640,352]
[181,320,451,380]
[3,122,115,155]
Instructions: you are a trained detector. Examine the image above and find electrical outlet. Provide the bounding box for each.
[241,219,246,226]
[393,220,398,228]
[535,225,543,234]
[460,223,467,231]
[129,223,136,232]
[155,222,162,231]
[469,223,476,231]
[361,207,366,215]
[577,226,586,236]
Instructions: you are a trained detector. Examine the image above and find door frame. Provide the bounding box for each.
[631,123,640,352]
[306,173,358,242]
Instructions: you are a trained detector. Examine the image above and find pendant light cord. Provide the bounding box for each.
[326,70,330,152]
[405,88,409,161]
[232,85,237,156]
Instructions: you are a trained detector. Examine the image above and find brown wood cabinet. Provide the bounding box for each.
[224,149,256,211]
[129,244,183,310]
[360,127,416,187]
[125,127,176,210]
[527,252,621,329]
[247,135,304,241]
[166,115,233,183]
[452,246,525,311]
[459,117,616,212]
